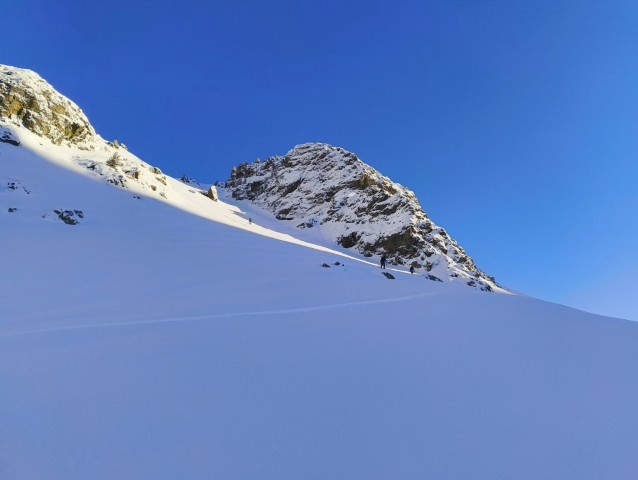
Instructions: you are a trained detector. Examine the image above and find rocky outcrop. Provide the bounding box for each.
[0,65,100,149]
[206,185,218,201]
[42,209,84,225]
[225,143,498,290]
[0,126,20,146]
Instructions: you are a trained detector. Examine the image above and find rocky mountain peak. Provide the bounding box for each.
[225,142,498,291]
[0,64,100,149]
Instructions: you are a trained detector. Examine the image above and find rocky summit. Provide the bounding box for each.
[225,143,498,290]
[0,64,99,149]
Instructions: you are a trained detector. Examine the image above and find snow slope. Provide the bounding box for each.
[2,62,638,478]
[2,128,638,480]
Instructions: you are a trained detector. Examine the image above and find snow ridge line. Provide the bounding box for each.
[0,291,441,338]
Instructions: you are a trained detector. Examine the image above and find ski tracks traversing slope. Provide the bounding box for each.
[3,289,638,480]
[0,291,442,339]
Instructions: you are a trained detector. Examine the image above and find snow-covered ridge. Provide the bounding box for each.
[0,65,224,214]
[225,143,498,291]
[1,110,380,275]
[1,63,497,291]
[0,64,102,149]
[0,125,363,267]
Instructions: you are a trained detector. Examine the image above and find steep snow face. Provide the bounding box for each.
[0,64,101,149]
[225,143,498,291]
[3,135,638,480]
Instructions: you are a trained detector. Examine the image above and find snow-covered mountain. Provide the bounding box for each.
[1,64,497,291]
[226,143,498,290]
[2,64,638,480]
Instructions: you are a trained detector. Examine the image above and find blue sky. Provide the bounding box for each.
[3,0,637,320]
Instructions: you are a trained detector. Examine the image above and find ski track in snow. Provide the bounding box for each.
[0,291,441,339]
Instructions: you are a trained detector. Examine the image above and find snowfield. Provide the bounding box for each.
[2,127,638,479]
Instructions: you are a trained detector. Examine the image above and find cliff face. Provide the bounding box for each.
[225,143,498,290]
[0,65,100,149]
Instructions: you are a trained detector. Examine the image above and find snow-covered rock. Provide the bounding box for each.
[0,64,101,149]
[0,64,194,204]
[225,143,498,290]
[178,174,203,187]
[206,185,219,201]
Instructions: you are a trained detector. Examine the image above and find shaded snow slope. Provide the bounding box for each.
[2,135,638,480]
[226,143,498,291]
[4,293,638,480]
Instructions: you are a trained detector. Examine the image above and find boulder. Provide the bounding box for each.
[206,185,218,202]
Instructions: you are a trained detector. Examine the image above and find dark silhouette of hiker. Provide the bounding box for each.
[249,218,252,225]
[410,265,415,274]
[380,255,387,269]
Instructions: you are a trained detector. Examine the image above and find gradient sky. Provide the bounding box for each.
[3,0,637,320]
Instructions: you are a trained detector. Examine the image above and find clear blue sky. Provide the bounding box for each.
[3,0,637,320]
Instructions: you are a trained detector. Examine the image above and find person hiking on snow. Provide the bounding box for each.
[380,255,387,269]
[409,265,415,274]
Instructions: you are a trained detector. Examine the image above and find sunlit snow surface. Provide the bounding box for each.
[2,127,638,479]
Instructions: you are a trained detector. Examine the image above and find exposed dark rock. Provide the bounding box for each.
[297,219,317,229]
[337,231,361,249]
[6,181,30,194]
[179,174,199,185]
[106,175,126,188]
[53,209,83,225]
[0,127,20,146]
